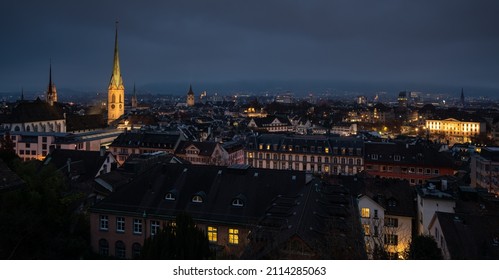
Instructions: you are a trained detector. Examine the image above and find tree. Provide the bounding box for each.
[0,161,91,259]
[0,131,17,165]
[405,235,443,260]
[140,213,213,259]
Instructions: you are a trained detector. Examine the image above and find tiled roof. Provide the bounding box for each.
[6,99,65,123]
[66,114,107,132]
[174,140,219,156]
[364,140,455,168]
[43,148,112,181]
[110,131,181,149]
[91,163,308,226]
[0,159,25,191]
[434,212,499,259]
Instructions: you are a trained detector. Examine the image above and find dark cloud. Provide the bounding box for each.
[1,0,499,95]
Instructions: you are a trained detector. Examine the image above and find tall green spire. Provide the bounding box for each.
[109,21,123,89]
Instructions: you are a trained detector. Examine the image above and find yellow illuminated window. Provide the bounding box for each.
[229,228,239,244]
[207,226,217,243]
[363,224,370,236]
[325,147,329,153]
[361,208,370,218]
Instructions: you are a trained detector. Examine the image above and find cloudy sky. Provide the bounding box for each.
[1,0,498,96]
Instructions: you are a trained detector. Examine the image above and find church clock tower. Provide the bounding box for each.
[107,22,125,124]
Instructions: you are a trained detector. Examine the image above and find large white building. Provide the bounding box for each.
[7,129,122,161]
[426,117,486,144]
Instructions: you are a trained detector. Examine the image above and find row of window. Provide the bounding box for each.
[249,152,362,165]
[99,216,240,245]
[255,144,362,155]
[366,165,440,175]
[164,193,244,207]
[99,239,141,259]
[100,216,160,235]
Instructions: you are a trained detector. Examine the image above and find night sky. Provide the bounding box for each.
[1,0,499,96]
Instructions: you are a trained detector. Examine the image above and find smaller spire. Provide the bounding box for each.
[460,88,465,106]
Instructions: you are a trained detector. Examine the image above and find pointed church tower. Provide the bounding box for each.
[131,83,138,108]
[107,21,125,124]
[186,84,195,107]
[46,62,57,106]
[460,88,465,107]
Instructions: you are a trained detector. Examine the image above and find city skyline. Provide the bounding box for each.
[1,1,499,96]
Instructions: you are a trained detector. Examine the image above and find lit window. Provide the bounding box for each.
[363,224,370,236]
[116,217,125,233]
[207,226,217,243]
[192,195,203,203]
[361,208,370,218]
[100,215,109,231]
[229,228,239,244]
[232,199,244,207]
[384,234,398,245]
[133,219,142,234]
[150,220,160,236]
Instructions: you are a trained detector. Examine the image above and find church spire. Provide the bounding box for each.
[109,21,123,90]
[46,61,57,105]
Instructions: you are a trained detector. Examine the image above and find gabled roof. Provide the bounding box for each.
[43,148,113,181]
[90,163,307,226]
[431,211,499,259]
[174,140,219,156]
[250,116,291,127]
[110,131,181,149]
[364,140,455,168]
[340,176,416,218]
[6,99,65,123]
[66,114,107,132]
[0,159,25,192]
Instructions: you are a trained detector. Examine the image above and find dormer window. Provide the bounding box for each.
[372,154,378,160]
[192,195,203,203]
[394,155,401,161]
[232,199,244,207]
[165,191,176,201]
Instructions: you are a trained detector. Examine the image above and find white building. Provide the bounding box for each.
[358,185,414,260]
[416,184,455,235]
[470,147,499,195]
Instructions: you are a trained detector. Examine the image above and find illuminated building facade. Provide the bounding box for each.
[46,63,57,106]
[364,141,456,185]
[186,85,195,107]
[107,23,125,124]
[426,117,485,144]
[245,134,364,175]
